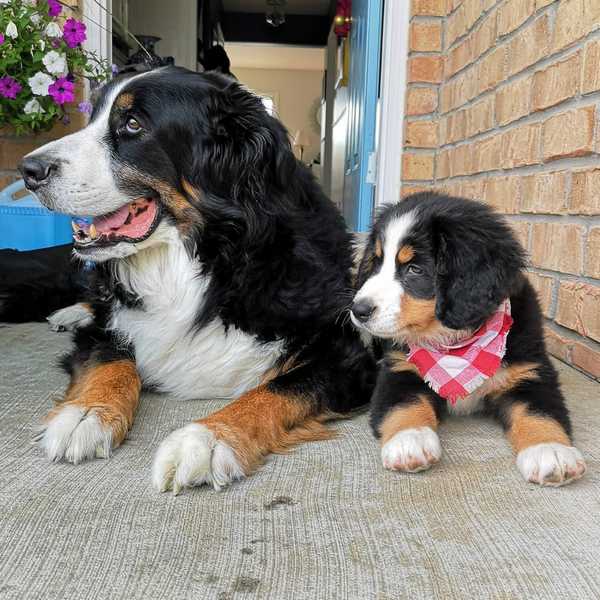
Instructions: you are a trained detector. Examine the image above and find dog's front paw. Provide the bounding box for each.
[35,404,112,463]
[517,443,586,487]
[47,303,94,332]
[381,427,442,473]
[152,423,245,494]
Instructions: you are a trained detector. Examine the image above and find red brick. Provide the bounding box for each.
[483,175,521,213]
[582,39,600,95]
[521,171,569,214]
[476,46,506,93]
[571,342,600,378]
[436,148,451,179]
[585,228,600,278]
[408,56,444,83]
[507,15,550,76]
[532,52,581,111]
[498,0,535,36]
[511,221,530,250]
[412,0,448,16]
[442,110,467,144]
[536,0,555,7]
[528,272,555,317]
[556,282,600,343]
[544,326,572,362]
[473,134,503,174]
[410,21,443,52]
[445,36,473,78]
[501,123,541,168]
[405,120,439,148]
[531,223,583,274]
[471,12,498,60]
[460,178,485,200]
[542,106,595,162]
[402,185,432,198]
[450,143,473,176]
[402,152,435,180]
[406,87,439,116]
[495,76,532,126]
[570,168,600,214]
[553,0,600,53]
[465,95,494,138]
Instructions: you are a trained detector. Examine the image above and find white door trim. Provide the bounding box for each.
[83,0,113,66]
[375,0,410,207]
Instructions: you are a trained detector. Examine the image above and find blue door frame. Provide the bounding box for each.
[342,0,383,232]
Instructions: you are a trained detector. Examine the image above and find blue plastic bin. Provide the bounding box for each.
[0,180,73,251]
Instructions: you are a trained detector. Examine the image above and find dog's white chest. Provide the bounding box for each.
[109,240,284,400]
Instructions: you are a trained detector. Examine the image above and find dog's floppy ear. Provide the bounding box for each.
[198,81,296,205]
[355,233,381,289]
[433,200,525,330]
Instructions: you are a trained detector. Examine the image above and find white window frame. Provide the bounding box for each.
[375,0,411,206]
[83,0,113,99]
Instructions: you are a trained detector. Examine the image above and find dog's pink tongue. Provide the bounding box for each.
[93,205,130,234]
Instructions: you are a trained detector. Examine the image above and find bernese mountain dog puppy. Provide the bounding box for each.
[351,192,587,487]
[18,67,375,493]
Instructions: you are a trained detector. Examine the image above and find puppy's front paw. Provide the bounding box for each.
[381,427,442,473]
[152,423,245,494]
[517,443,586,487]
[36,404,112,463]
[47,304,93,332]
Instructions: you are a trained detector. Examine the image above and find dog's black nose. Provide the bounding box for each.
[351,300,375,323]
[19,157,55,190]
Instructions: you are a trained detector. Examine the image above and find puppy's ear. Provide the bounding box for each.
[355,233,380,289]
[199,81,296,204]
[433,201,525,330]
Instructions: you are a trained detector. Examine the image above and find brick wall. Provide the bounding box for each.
[403,0,600,380]
[0,0,85,192]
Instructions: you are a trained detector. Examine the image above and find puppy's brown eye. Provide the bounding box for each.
[407,264,423,275]
[125,117,142,134]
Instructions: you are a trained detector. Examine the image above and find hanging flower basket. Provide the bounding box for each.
[0,0,112,135]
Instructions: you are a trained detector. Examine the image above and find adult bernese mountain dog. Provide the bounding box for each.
[18,67,375,494]
[350,192,587,487]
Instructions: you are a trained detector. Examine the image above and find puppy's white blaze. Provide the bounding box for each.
[354,211,416,337]
[110,229,284,400]
[38,405,112,464]
[516,442,586,487]
[47,303,94,332]
[152,423,244,494]
[381,426,441,472]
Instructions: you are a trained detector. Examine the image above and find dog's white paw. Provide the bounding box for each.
[47,304,94,332]
[381,426,442,473]
[152,423,245,494]
[35,404,112,463]
[517,443,586,487]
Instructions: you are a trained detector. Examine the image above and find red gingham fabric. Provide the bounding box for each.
[406,299,513,404]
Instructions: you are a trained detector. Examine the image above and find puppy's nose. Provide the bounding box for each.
[351,300,375,323]
[19,157,55,190]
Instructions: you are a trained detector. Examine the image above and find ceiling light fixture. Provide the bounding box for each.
[266,0,286,28]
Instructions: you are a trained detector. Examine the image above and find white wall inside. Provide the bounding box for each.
[127,0,197,70]
[235,67,324,164]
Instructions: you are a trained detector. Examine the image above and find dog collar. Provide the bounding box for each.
[406,299,513,404]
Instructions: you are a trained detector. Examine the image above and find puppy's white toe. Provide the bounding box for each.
[47,304,94,332]
[381,426,442,473]
[517,443,586,487]
[37,404,112,463]
[152,423,245,494]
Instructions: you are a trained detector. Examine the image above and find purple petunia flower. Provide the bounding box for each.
[78,101,93,114]
[111,63,119,76]
[0,33,5,46]
[47,0,61,17]
[63,18,86,48]
[0,76,22,100]
[48,77,75,105]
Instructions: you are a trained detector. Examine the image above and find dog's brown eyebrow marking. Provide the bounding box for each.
[397,245,415,263]
[374,238,383,258]
[115,92,134,109]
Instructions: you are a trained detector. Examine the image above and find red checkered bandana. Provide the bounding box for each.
[406,299,513,404]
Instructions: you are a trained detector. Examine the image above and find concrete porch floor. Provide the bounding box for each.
[1,322,599,599]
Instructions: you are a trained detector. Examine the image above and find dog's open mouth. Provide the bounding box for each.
[72,197,161,249]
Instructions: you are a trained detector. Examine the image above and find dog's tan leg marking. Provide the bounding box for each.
[38,360,141,463]
[379,395,441,473]
[509,403,586,487]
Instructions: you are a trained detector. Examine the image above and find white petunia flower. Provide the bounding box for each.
[0,0,10,5]
[28,71,54,96]
[6,21,18,39]
[39,39,45,51]
[30,13,42,25]
[44,22,62,38]
[24,98,45,115]
[42,50,67,75]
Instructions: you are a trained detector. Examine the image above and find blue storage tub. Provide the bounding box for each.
[0,180,73,251]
